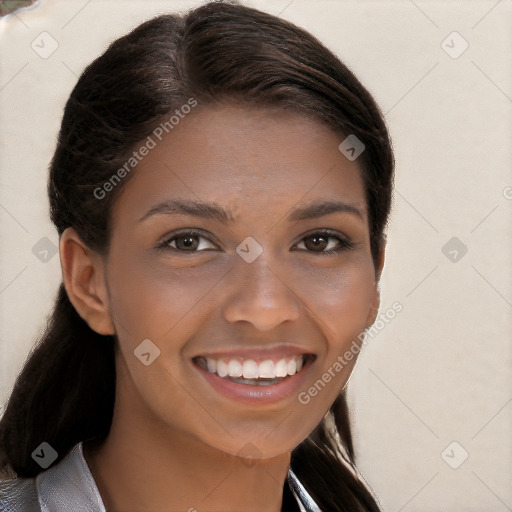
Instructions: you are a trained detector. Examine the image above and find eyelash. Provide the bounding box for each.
[156,229,355,256]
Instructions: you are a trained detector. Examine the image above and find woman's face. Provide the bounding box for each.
[103,103,381,460]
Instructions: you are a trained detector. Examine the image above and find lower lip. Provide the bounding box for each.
[194,361,312,405]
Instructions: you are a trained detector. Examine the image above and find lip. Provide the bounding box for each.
[192,352,316,405]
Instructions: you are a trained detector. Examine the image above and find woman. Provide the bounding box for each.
[0,1,394,510]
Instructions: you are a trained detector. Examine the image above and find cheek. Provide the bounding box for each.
[106,257,238,442]
[294,258,376,337]
[106,258,229,418]
[107,253,226,345]
[293,260,376,407]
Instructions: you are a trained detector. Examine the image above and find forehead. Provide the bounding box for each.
[112,103,367,226]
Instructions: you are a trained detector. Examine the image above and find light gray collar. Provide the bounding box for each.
[34,442,321,511]
[36,443,106,511]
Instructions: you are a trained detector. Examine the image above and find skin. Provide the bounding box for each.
[60,103,385,512]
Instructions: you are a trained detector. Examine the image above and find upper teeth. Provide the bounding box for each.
[200,355,305,380]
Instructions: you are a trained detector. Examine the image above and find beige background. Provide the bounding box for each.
[1,0,511,510]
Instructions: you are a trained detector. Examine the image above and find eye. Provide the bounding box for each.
[294,230,354,256]
[156,229,354,255]
[157,231,217,253]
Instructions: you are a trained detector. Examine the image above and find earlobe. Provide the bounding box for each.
[366,287,380,328]
[59,227,115,336]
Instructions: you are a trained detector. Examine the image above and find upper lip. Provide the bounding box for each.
[193,345,316,362]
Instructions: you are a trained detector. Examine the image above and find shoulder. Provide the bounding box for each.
[0,477,39,512]
[1,442,107,512]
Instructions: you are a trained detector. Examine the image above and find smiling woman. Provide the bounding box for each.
[0,1,394,511]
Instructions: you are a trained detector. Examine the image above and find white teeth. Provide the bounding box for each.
[275,359,288,378]
[259,359,275,378]
[206,358,217,373]
[242,360,259,379]
[217,360,228,378]
[227,360,243,378]
[199,354,307,381]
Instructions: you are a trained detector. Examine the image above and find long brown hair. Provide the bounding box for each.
[0,2,393,510]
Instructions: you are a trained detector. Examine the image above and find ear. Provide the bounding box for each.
[59,227,115,336]
[366,238,386,327]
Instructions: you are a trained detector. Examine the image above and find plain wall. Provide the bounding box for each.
[1,1,511,510]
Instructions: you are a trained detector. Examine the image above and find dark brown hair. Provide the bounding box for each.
[0,2,393,510]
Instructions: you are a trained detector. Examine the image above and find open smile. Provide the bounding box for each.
[192,351,317,404]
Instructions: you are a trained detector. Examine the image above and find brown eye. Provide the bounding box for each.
[157,231,217,253]
[175,234,200,251]
[295,231,354,256]
[304,234,329,251]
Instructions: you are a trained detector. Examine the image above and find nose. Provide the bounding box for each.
[222,254,301,331]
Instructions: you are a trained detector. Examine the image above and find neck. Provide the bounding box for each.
[84,366,291,512]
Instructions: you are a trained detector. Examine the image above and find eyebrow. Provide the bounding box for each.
[138,198,364,223]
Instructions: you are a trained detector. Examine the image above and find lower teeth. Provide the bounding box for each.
[227,377,285,386]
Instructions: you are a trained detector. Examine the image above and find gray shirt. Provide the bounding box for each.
[0,443,321,512]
